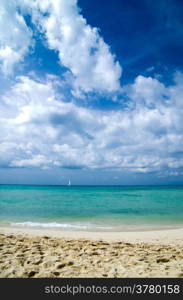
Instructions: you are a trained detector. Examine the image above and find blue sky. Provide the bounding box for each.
[78,0,183,83]
[0,0,183,185]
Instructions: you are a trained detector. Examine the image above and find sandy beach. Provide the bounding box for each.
[0,226,183,278]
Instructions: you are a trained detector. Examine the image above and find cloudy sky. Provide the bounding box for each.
[0,0,183,185]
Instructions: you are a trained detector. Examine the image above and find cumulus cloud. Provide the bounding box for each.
[128,75,168,107]
[27,0,122,94]
[0,0,122,94]
[0,73,183,176]
[0,0,33,75]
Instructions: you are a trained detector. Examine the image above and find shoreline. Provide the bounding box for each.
[0,225,183,244]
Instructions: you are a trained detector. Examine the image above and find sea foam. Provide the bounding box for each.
[11,221,113,230]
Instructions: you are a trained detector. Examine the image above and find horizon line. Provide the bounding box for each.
[0,183,183,187]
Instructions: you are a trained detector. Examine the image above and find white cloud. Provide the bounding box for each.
[127,75,168,107]
[35,0,122,94]
[11,154,49,168]
[0,0,33,75]
[0,73,183,177]
[2,0,122,94]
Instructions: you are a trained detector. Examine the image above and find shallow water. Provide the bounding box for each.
[0,185,183,231]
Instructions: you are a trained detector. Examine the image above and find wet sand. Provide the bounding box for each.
[0,227,183,278]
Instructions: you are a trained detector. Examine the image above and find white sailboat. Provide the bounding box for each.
[68,180,71,186]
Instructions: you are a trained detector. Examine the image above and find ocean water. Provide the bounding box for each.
[0,185,183,231]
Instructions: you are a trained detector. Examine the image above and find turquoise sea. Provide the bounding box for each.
[0,185,183,231]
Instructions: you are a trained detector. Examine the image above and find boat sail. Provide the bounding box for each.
[68,180,71,186]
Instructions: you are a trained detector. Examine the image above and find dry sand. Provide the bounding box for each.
[0,226,183,278]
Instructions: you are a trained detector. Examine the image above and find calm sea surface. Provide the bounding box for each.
[0,185,183,231]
